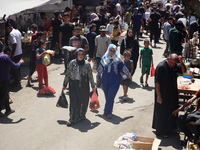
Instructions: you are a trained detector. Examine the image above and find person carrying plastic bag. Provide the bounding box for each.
[62,48,96,126]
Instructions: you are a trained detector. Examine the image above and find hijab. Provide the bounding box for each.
[101,44,122,67]
[126,29,134,43]
[76,48,85,66]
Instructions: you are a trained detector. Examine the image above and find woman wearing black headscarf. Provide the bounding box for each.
[62,48,96,126]
[120,29,139,75]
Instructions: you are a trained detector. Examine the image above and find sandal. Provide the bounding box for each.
[66,121,74,127]
[145,83,149,87]
[123,96,127,101]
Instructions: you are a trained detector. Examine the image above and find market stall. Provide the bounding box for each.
[178,76,200,104]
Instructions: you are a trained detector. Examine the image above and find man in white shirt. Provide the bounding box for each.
[116,2,122,16]
[94,25,111,87]
[5,22,22,86]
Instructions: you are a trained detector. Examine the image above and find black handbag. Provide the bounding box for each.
[56,90,68,109]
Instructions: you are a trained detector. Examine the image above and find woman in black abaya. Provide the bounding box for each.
[62,48,96,126]
[120,29,139,75]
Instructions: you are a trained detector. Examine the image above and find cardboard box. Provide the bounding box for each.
[129,136,155,150]
[114,135,160,150]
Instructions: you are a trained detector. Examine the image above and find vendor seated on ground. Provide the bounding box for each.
[172,89,200,143]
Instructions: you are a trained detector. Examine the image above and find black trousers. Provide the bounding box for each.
[176,111,200,143]
[0,81,11,112]
[150,27,159,44]
[11,54,22,84]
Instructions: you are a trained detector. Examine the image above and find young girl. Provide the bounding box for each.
[122,51,134,101]
[36,40,48,92]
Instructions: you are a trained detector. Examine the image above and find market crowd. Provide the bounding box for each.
[0,0,200,145]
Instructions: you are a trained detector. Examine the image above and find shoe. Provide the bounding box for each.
[145,83,149,87]
[106,114,112,119]
[5,109,15,116]
[140,77,143,84]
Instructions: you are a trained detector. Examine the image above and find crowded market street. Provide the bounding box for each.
[0,35,186,150]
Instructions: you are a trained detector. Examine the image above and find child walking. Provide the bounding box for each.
[111,20,121,46]
[139,39,153,87]
[122,51,134,101]
[36,40,48,92]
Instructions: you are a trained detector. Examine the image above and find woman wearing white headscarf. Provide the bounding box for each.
[96,44,132,119]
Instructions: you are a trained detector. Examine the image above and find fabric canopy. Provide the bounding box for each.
[73,0,100,6]
[0,0,53,18]
[0,0,72,18]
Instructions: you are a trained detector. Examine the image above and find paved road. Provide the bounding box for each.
[0,34,185,150]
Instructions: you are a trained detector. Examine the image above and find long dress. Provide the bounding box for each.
[152,60,182,136]
[120,36,139,75]
[97,55,131,115]
[63,59,95,123]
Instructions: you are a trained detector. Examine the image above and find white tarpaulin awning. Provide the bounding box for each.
[0,0,53,18]
[0,0,72,18]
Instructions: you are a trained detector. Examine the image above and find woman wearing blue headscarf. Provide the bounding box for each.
[63,48,96,126]
[96,44,132,119]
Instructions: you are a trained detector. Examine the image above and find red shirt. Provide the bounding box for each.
[31,32,37,45]
[195,89,200,111]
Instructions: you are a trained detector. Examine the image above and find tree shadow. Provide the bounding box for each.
[0,117,25,124]
[57,119,100,132]
[129,81,141,89]
[117,96,135,104]
[152,131,184,149]
[96,114,134,125]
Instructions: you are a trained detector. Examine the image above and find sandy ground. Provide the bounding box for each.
[0,34,185,150]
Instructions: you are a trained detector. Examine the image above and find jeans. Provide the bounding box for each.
[133,27,140,41]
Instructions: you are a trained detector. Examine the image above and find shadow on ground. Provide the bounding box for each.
[57,119,100,132]
[152,131,184,149]
[129,81,141,89]
[141,84,155,91]
[117,96,135,104]
[96,114,134,125]
[0,117,25,124]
